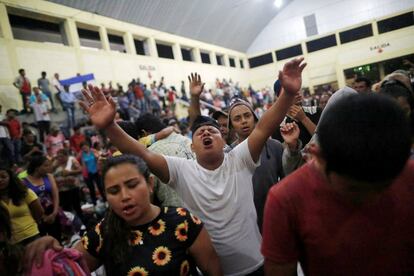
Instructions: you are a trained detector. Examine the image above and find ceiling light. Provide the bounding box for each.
[274,0,282,8]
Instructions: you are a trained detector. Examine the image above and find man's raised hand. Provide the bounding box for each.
[278,57,307,95]
[188,73,205,97]
[79,84,117,129]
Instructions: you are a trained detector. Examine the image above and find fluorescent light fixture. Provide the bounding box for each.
[274,0,282,8]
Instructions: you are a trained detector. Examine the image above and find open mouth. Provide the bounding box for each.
[202,137,213,146]
[122,204,136,215]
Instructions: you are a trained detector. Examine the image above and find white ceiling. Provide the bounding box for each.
[47,0,292,52]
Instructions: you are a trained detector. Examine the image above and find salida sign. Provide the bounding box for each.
[139,65,156,71]
[370,42,390,53]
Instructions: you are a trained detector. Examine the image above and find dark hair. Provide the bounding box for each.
[379,79,414,110]
[117,121,140,139]
[22,128,34,137]
[41,71,46,75]
[318,94,410,182]
[101,155,151,274]
[355,77,372,87]
[18,69,24,74]
[73,125,81,131]
[0,166,28,205]
[0,204,21,276]
[80,141,90,148]
[27,155,48,175]
[0,204,11,240]
[135,113,166,134]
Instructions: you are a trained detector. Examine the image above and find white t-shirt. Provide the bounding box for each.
[165,139,263,275]
[31,102,50,122]
[52,78,63,93]
[0,114,10,138]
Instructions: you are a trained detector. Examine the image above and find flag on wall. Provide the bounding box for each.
[60,74,95,96]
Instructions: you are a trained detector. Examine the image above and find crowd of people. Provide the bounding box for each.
[0,56,413,276]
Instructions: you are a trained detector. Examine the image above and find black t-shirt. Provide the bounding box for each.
[273,109,321,145]
[82,206,203,276]
[21,141,43,157]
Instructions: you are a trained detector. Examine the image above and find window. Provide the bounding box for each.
[306,34,337,53]
[108,33,126,53]
[201,52,211,64]
[229,57,236,67]
[275,44,303,60]
[377,12,414,34]
[339,24,373,44]
[240,59,244,68]
[216,54,224,66]
[8,13,67,45]
[248,53,273,68]
[156,42,174,59]
[134,38,146,55]
[181,48,193,61]
[77,27,101,49]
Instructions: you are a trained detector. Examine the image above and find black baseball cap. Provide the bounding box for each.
[191,116,220,135]
[211,110,228,120]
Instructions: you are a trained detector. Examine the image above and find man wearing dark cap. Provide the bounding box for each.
[80,57,306,275]
[226,97,287,232]
[211,109,234,145]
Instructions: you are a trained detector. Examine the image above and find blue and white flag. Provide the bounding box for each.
[60,74,95,97]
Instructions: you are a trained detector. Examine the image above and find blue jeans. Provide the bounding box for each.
[11,139,22,164]
[43,90,55,110]
[63,103,75,128]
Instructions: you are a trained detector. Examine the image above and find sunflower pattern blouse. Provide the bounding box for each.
[81,207,203,276]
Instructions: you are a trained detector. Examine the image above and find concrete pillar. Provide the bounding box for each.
[146,37,158,57]
[0,3,13,39]
[223,54,230,67]
[63,18,80,48]
[123,32,136,55]
[193,48,201,63]
[173,43,182,61]
[99,26,110,51]
[210,52,217,65]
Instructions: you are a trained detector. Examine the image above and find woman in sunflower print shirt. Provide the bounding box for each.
[28,154,222,275]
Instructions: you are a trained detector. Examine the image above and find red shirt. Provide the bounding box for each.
[262,160,414,275]
[70,133,86,153]
[134,85,144,99]
[7,119,21,139]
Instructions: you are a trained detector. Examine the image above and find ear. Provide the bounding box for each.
[190,143,194,152]
[147,175,155,194]
[306,142,326,170]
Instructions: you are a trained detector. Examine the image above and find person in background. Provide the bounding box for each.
[0,105,14,167]
[13,69,31,114]
[37,71,56,112]
[60,85,76,129]
[44,126,65,157]
[52,73,63,110]
[80,141,105,205]
[69,125,86,153]
[30,91,51,143]
[24,155,222,276]
[5,109,22,165]
[21,129,43,162]
[53,149,84,222]
[0,165,43,245]
[24,155,61,242]
[353,76,372,94]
